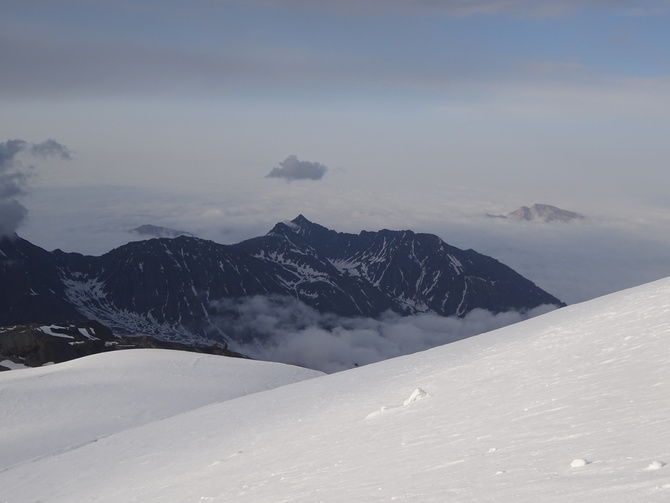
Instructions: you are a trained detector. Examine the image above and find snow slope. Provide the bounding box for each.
[2,277,670,502]
[0,350,322,472]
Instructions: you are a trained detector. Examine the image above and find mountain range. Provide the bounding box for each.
[1,215,563,348]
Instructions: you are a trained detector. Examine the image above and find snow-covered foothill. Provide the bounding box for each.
[2,277,670,501]
[0,349,322,471]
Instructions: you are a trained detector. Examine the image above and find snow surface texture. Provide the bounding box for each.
[0,350,322,472]
[2,277,670,501]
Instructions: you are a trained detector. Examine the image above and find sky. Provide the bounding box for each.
[2,0,670,304]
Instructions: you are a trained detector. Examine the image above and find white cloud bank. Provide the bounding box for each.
[215,295,557,373]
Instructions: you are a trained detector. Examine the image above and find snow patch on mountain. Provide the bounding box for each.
[328,258,362,276]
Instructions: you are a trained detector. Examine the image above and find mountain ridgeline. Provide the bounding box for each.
[1,215,563,345]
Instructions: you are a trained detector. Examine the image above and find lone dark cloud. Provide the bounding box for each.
[266,155,328,182]
[0,139,71,237]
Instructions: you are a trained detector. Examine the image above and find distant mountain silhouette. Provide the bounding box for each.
[488,203,584,223]
[1,216,564,346]
[130,224,195,238]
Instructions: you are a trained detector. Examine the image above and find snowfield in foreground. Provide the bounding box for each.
[0,351,322,472]
[2,277,670,502]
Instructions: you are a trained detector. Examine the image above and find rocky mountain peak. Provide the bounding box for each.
[288,214,332,238]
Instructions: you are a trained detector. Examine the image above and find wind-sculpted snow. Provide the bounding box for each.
[1,278,669,502]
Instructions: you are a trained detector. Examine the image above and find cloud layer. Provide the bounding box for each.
[266,155,328,182]
[0,139,71,236]
[214,294,557,373]
[219,0,670,17]
[3,2,668,124]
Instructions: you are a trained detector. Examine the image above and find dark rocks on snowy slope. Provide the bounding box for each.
[0,320,244,369]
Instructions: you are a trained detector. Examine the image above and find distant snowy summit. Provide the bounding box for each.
[489,204,585,223]
[130,224,195,239]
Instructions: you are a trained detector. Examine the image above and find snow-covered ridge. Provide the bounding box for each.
[1,277,669,501]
